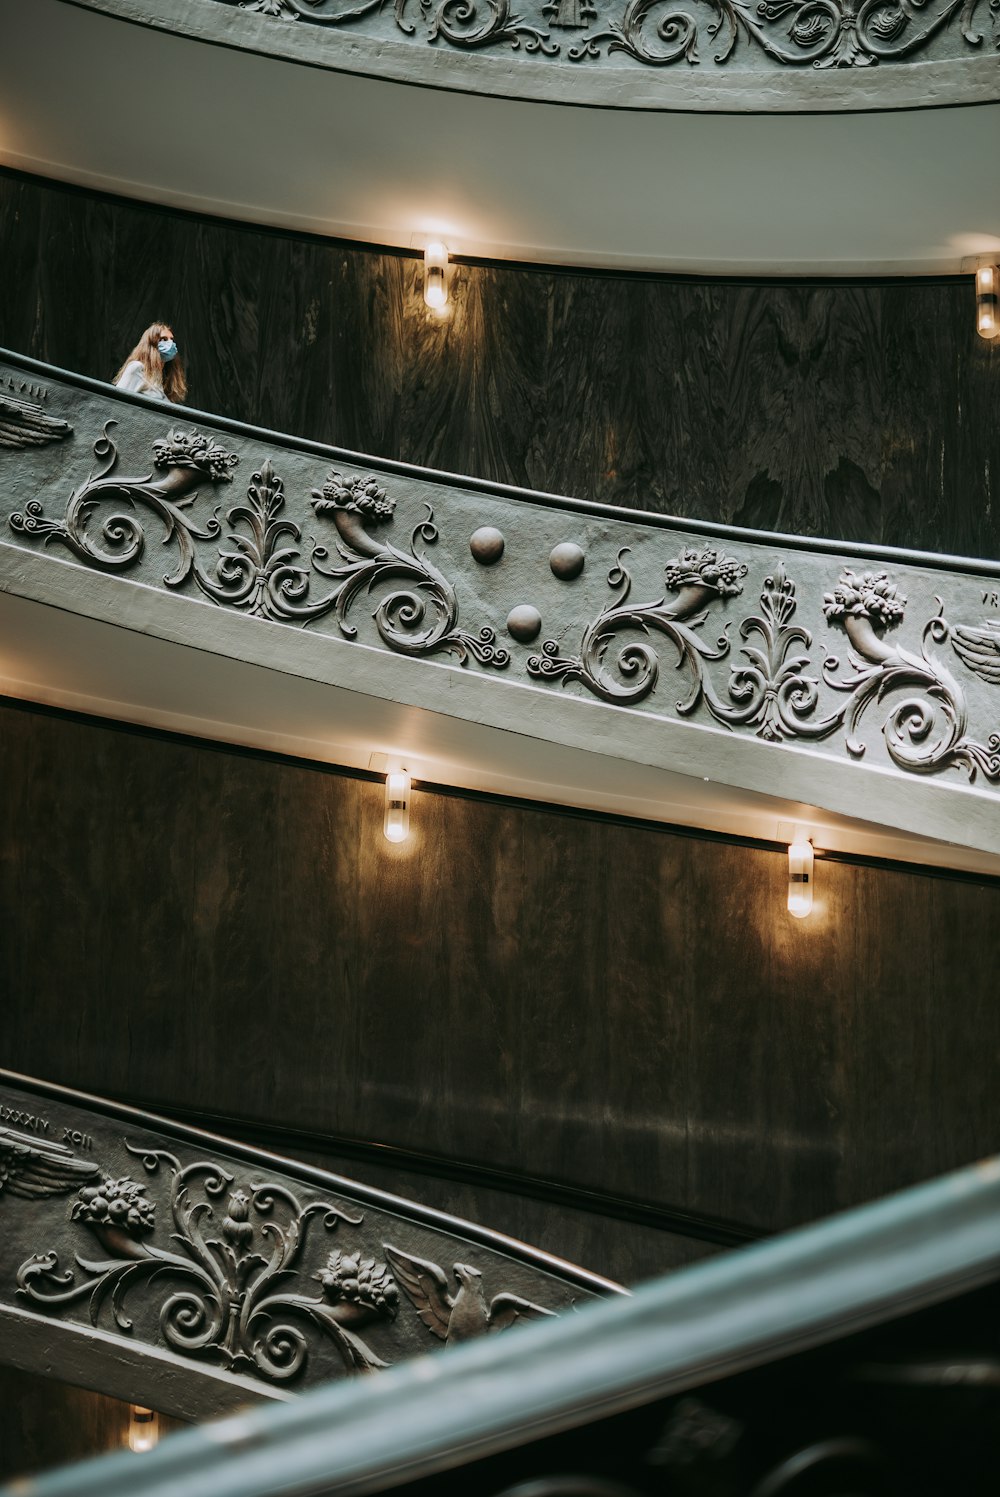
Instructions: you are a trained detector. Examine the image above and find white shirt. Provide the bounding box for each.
[115,360,168,401]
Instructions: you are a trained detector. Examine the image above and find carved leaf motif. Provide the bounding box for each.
[241,0,299,15]
[790,9,831,41]
[867,4,907,36]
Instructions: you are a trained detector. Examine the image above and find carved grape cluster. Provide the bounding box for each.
[823,569,906,627]
[152,429,240,483]
[663,546,748,598]
[315,1250,399,1318]
[72,1177,156,1236]
[311,471,396,524]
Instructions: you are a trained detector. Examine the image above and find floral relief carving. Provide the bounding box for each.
[8,427,509,671]
[219,0,999,67]
[6,401,1000,795]
[819,569,1000,780]
[527,544,747,708]
[529,551,1000,783]
[9,422,234,585]
[17,1146,398,1381]
[569,0,997,67]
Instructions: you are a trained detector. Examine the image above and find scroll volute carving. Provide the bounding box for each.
[218,0,999,73]
[10,1126,573,1392]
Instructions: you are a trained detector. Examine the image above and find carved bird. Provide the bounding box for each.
[952,618,1000,685]
[0,1125,100,1200]
[0,391,73,449]
[383,1244,556,1345]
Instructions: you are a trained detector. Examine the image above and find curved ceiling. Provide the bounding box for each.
[1,0,999,273]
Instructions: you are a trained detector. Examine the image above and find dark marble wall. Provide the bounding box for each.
[1,168,998,559]
[2,700,998,1286]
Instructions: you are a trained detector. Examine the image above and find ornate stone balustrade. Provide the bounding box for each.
[59,0,1000,110]
[3,348,1000,860]
[0,1071,617,1418]
[10,1143,1000,1496]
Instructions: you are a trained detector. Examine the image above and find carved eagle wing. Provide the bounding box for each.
[383,1244,455,1340]
[0,1125,100,1200]
[488,1292,557,1333]
[0,393,73,450]
[952,619,1000,685]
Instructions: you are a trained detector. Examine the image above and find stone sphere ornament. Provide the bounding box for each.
[470,526,505,565]
[549,541,585,580]
[506,605,542,643]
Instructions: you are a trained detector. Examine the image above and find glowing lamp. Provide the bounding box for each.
[384,770,411,843]
[424,241,449,310]
[976,265,998,340]
[128,1405,158,1454]
[787,838,814,919]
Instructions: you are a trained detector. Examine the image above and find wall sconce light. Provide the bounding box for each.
[787,837,814,919]
[128,1405,158,1454]
[975,264,999,340]
[423,241,449,311]
[384,769,411,843]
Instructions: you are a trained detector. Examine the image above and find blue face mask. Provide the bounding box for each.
[157,339,178,361]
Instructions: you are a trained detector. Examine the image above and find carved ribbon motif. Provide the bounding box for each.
[225,0,1000,66]
[529,549,1000,782]
[9,425,509,670]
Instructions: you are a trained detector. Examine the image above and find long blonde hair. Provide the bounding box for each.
[114,322,187,403]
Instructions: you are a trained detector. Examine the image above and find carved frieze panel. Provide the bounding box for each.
[55,0,1000,111]
[527,552,1000,782]
[50,0,999,110]
[226,0,1000,70]
[3,352,1000,844]
[0,1077,609,1399]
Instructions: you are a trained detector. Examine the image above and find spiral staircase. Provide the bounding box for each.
[0,0,998,1490]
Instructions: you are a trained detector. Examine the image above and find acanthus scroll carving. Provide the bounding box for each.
[17,1147,399,1380]
[527,544,747,709]
[820,569,1000,781]
[9,427,509,672]
[220,0,1000,67]
[529,550,1000,784]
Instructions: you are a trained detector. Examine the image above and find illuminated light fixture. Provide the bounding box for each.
[975,264,999,340]
[423,241,449,311]
[787,837,814,920]
[128,1405,158,1454]
[384,769,411,843]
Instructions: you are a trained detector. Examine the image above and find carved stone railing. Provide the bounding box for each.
[3,346,1000,859]
[10,1148,1000,1495]
[58,0,1000,111]
[0,1071,619,1419]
